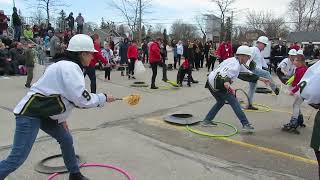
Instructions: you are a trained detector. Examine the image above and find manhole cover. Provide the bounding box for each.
[255,87,272,94]
[171,114,193,118]
[163,113,200,125]
[133,81,146,85]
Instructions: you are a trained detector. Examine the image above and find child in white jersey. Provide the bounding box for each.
[202,46,270,133]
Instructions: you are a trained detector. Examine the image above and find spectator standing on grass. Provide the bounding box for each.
[75,13,84,34]
[12,7,22,42]
[25,43,35,88]
[66,12,75,32]
[0,10,9,36]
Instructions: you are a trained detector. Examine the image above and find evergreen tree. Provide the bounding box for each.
[225,17,232,42]
[101,18,108,29]
[163,29,168,45]
[58,10,67,31]
[141,25,146,40]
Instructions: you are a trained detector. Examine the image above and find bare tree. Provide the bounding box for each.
[31,9,46,25]
[108,0,152,41]
[246,10,289,38]
[195,15,207,42]
[26,0,68,24]
[211,0,236,41]
[170,20,199,41]
[289,0,320,31]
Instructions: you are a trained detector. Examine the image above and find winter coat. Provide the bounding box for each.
[119,42,129,64]
[127,45,138,60]
[149,41,161,64]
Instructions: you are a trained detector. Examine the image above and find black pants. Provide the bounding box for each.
[177,67,191,86]
[104,67,111,80]
[77,25,83,34]
[128,58,136,76]
[315,150,320,179]
[151,62,159,87]
[143,52,148,63]
[207,56,216,72]
[205,52,209,66]
[200,54,204,68]
[174,54,182,69]
[84,66,96,93]
[150,61,167,87]
[195,54,200,70]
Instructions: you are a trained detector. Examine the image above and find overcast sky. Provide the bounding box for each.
[0,0,292,29]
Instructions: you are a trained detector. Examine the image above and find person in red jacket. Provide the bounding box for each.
[282,55,308,132]
[127,40,138,79]
[149,37,166,89]
[216,41,233,63]
[84,34,108,93]
[290,42,301,51]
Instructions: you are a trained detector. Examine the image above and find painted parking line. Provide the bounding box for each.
[145,117,317,165]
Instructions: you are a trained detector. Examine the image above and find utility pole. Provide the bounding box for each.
[231,11,233,44]
[138,0,142,45]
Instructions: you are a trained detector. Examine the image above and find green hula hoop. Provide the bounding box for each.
[186,121,238,138]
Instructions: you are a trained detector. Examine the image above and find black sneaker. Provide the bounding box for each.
[201,121,218,127]
[192,80,199,84]
[246,105,259,111]
[162,79,168,82]
[132,76,136,79]
[69,172,90,180]
[274,87,280,95]
[25,84,31,88]
[150,86,159,89]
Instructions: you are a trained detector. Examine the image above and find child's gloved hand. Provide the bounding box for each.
[289,91,295,96]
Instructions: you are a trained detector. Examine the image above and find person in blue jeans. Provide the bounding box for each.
[247,36,279,110]
[0,34,116,180]
[201,46,270,132]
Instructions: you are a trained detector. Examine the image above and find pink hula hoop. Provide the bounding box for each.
[46,163,133,180]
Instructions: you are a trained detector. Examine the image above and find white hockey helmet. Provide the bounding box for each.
[257,36,269,45]
[288,49,297,56]
[236,45,252,56]
[67,34,98,53]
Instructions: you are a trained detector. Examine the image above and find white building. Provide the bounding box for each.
[204,14,221,42]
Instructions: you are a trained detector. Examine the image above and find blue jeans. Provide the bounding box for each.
[0,116,79,179]
[248,68,277,105]
[204,84,250,126]
[14,26,21,42]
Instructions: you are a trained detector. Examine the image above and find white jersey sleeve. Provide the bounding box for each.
[60,63,106,108]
